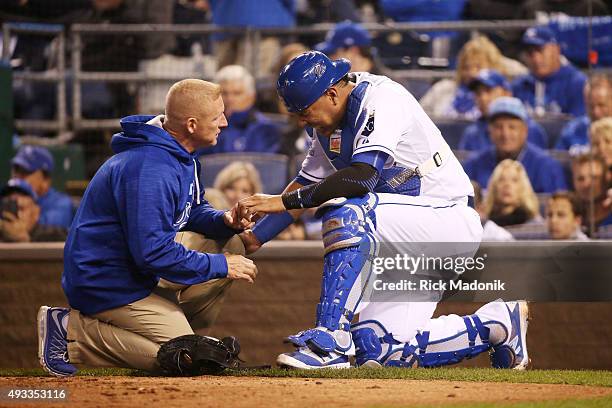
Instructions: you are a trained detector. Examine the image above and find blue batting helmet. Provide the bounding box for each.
[276,51,351,113]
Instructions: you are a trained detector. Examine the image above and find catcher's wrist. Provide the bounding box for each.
[281,189,303,210]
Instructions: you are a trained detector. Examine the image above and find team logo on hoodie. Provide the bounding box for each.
[174,202,192,229]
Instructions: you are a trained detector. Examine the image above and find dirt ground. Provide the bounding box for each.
[1,376,611,408]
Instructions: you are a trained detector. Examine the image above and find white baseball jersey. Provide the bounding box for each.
[296,73,483,342]
[298,72,474,202]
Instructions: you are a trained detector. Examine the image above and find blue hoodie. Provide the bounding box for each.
[62,115,236,315]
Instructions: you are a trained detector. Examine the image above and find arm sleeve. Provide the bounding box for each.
[118,161,227,285]
[282,162,379,209]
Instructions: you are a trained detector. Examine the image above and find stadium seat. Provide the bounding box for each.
[505,222,549,240]
[435,119,473,149]
[199,152,290,194]
[398,78,432,100]
[536,116,572,148]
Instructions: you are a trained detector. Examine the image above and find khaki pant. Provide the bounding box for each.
[66,232,245,372]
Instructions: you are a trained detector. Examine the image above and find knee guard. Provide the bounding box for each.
[285,194,378,355]
[352,315,492,368]
[156,334,241,376]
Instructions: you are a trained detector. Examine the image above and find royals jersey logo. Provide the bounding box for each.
[329,130,342,154]
[362,110,375,136]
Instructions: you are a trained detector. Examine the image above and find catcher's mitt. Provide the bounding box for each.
[157,334,241,376]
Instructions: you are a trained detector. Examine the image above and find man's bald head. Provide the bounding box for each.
[165,79,221,124]
[163,79,227,152]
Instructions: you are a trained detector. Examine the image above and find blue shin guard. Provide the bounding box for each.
[278,194,378,368]
[351,316,492,368]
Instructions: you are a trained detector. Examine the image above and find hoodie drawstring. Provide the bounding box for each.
[193,158,201,205]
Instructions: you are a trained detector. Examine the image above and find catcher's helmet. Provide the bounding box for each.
[276,51,351,113]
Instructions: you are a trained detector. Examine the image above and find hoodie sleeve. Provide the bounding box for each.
[116,158,228,285]
[185,199,240,239]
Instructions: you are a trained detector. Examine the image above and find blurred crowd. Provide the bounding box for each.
[1,0,611,242]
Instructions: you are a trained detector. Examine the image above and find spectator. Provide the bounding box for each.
[556,75,612,151]
[459,69,548,151]
[511,26,587,117]
[11,146,73,229]
[420,35,527,119]
[213,162,263,209]
[0,178,67,243]
[209,0,296,76]
[200,65,282,154]
[315,21,379,73]
[591,118,612,167]
[472,180,515,241]
[546,192,588,240]
[464,97,568,193]
[482,159,542,227]
[571,153,612,234]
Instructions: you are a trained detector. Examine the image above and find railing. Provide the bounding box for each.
[4,19,608,135]
[3,22,66,133]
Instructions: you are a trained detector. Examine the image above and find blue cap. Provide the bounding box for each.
[488,97,528,122]
[277,51,351,113]
[315,21,371,55]
[468,69,510,91]
[0,178,38,200]
[522,26,557,47]
[11,145,54,174]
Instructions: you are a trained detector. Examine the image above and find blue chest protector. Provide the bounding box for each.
[313,81,421,197]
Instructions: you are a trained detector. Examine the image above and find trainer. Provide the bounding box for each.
[37,79,257,377]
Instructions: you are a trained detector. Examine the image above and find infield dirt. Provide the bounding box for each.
[2,375,611,408]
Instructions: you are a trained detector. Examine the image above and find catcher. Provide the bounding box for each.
[37,79,255,377]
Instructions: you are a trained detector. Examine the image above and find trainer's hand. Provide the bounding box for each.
[223,203,253,230]
[224,253,258,283]
[239,194,286,217]
[239,229,263,255]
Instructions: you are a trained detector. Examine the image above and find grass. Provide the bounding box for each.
[1,366,612,388]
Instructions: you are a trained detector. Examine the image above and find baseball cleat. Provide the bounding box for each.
[490,300,530,370]
[38,306,77,377]
[276,348,350,370]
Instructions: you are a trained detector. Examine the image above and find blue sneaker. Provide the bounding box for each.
[276,348,350,370]
[490,301,530,370]
[276,327,353,369]
[37,306,77,377]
